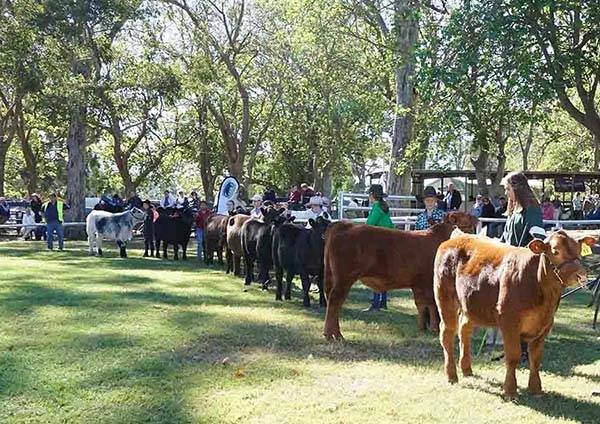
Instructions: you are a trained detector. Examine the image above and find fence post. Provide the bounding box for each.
[404,222,411,231]
[339,192,344,220]
[476,221,483,234]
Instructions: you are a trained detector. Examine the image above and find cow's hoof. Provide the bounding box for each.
[462,368,473,377]
[324,332,344,342]
[502,392,517,401]
[261,285,269,291]
[97,249,103,256]
[244,282,251,286]
[284,295,292,301]
[143,253,148,257]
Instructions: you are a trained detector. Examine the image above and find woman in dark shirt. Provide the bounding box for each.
[495,172,544,363]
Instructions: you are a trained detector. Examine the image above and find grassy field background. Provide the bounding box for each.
[0,240,599,423]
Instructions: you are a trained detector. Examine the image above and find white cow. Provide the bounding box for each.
[86,207,146,257]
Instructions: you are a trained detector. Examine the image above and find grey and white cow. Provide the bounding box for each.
[86,207,146,257]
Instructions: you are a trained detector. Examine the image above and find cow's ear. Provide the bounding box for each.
[579,236,596,247]
[308,218,316,227]
[322,211,330,220]
[528,239,547,255]
[446,213,458,225]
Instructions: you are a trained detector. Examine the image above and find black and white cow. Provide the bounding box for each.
[86,207,146,257]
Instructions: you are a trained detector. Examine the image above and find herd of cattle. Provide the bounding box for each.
[85,206,596,399]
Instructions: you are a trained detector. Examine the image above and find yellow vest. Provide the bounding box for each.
[43,200,64,223]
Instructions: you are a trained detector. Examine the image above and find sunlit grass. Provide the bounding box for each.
[1,240,599,423]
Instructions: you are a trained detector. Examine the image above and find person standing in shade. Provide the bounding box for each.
[43,193,66,251]
[493,171,544,364]
[363,184,394,312]
[444,182,462,211]
[195,201,212,260]
[30,193,45,240]
[415,186,445,230]
[142,200,156,257]
[572,193,583,220]
[0,197,10,224]
[127,191,143,210]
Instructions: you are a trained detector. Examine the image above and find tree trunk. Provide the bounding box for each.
[0,116,15,197]
[387,0,418,195]
[472,147,489,197]
[15,98,38,194]
[66,105,87,225]
[0,144,8,197]
[595,133,600,171]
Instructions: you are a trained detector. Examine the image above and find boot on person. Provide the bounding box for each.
[362,291,381,312]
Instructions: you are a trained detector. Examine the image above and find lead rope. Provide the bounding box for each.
[544,254,568,287]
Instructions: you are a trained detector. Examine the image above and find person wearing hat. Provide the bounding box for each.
[307,196,325,218]
[250,194,263,218]
[142,200,156,257]
[415,186,445,230]
[363,184,394,312]
[43,193,66,251]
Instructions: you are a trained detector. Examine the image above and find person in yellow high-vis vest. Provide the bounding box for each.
[43,193,65,250]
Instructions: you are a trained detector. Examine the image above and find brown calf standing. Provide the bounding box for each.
[323,212,477,340]
[227,214,252,276]
[434,231,595,399]
[204,215,229,266]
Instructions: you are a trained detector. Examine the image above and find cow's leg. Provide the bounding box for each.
[96,234,103,256]
[299,271,311,307]
[437,295,459,384]
[234,255,242,277]
[323,282,351,341]
[155,239,161,258]
[163,242,168,259]
[88,231,95,256]
[173,244,179,260]
[260,261,271,290]
[317,271,326,308]
[217,246,223,266]
[117,240,127,258]
[244,256,253,286]
[181,241,188,260]
[275,267,284,300]
[458,314,474,377]
[285,270,294,301]
[527,336,546,395]
[412,288,428,331]
[498,323,521,399]
[226,249,233,274]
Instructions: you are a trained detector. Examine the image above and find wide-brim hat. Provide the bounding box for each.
[367,184,386,198]
[308,196,323,206]
[251,194,263,202]
[422,186,437,199]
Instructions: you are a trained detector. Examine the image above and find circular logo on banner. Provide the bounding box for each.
[224,181,236,198]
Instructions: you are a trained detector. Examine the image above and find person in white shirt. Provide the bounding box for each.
[21,207,36,240]
[250,194,263,218]
[175,190,189,209]
[160,190,176,209]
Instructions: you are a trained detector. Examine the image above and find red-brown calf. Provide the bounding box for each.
[434,231,595,399]
[323,212,477,340]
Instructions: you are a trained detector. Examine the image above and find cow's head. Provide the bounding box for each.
[444,212,478,233]
[308,213,332,242]
[528,230,596,287]
[260,206,284,225]
[130,207,146,222]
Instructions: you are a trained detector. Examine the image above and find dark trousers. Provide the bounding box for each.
[144,238,155,255]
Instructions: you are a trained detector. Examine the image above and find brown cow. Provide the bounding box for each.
[434,231,595,399]
[323,212,477,340]
[227,214,252,276]
[204,215,229,266]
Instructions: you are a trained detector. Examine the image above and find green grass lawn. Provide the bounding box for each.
[1,240,599,423]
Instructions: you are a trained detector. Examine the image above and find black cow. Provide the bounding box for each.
[272,215,330,307]
[154,207,194,260]
[240,207,286,289]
